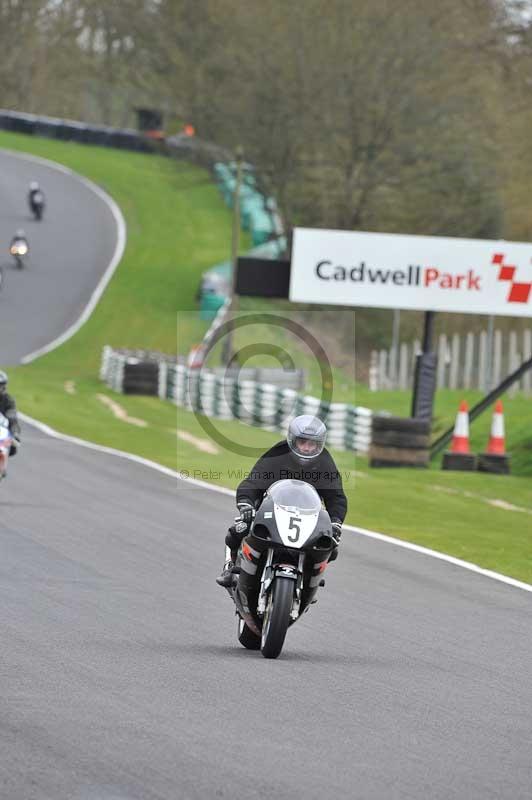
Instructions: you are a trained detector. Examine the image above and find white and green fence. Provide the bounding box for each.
[101,346,372,453]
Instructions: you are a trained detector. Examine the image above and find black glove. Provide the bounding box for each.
[237,501,255,524]
[331,519,342,544]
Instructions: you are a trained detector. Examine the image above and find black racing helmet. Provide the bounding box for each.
[287,415,327,465]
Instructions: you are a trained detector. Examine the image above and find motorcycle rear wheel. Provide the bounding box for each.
[237,617,261,650]
[261,577,294,659]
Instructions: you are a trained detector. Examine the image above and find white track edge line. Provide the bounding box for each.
[346,524,532,593]
[20,412,532,594]
[0,147,127,363]
[19,412,234,497]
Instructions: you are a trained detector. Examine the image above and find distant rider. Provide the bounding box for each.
[0,371,21,455]
[10,229,29,253]
[28,181,45,216]
[216,415,347,587]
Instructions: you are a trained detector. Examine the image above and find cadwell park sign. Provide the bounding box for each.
[290,228,532,317]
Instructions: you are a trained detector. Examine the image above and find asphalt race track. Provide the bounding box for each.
[1,150,531,799]
[0,149,118,364]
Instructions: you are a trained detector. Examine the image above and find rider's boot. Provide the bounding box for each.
[216,545,238,587]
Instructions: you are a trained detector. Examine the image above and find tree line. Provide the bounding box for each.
[4,0,532,358]
[3,0,532,244]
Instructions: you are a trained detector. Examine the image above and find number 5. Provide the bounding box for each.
[288,516,301,542]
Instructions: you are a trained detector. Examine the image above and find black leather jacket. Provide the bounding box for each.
[236,441,347,523]
[0,393,21,438]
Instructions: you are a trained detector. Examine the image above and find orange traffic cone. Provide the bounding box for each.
[478,400,510,474]
[442,400,477,471]
[450,400,471,454]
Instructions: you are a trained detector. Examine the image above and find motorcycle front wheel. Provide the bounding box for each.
[261,576,294,659]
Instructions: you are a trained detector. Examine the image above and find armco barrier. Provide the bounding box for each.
[0,109,153,153]
[100,346,372,453]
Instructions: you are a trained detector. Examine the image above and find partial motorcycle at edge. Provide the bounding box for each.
[0,413,14,480]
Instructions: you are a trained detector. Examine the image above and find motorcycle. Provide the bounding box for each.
[29,191,45,220]
[0,413,14,480]
[225,479,336,659]
[10,240,29,270]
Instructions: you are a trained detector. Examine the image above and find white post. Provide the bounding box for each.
[486,315,495,391]
[369,351,379,392]
[390,309,400,387]
[509,330,519,397]
[523,329,532,395]
[449,333,460,390]
[478,331,487,391]
[463,332,474,389]
[378,350,388,390]
[399,342,408,390]
[493,330,502,389]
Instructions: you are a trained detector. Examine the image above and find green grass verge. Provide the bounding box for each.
[3,131,531,585]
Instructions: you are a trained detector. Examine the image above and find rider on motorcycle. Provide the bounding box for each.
[10,229,29,253]
[28,181,44,213]
[217,415,347,587]
[0,371,21,454]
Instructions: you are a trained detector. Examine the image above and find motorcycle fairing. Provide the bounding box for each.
[273,503,319,548]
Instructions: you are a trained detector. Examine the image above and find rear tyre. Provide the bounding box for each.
[237,617,261,650]
[261,577,294,659]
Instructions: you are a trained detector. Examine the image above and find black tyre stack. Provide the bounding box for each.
[477,453,510,475]
[370,416,431,468]
[122,359,160,395]
[442,451,477,471]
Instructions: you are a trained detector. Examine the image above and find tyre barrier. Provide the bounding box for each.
[0,109,153,153]
[369,416,430,468]
[442,452,477,471]
[477,453,510,475]
[100,346,372,453]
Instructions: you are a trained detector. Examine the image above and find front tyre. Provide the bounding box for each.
[237,616,261,650]
[261,577,294,659]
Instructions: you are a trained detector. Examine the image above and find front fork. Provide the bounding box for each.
[257,549,305,623]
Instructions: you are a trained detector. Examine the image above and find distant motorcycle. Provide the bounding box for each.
[224,479,336,659]
[29,189,45,221]
[0,413,14,480]
[10,238,29,270]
